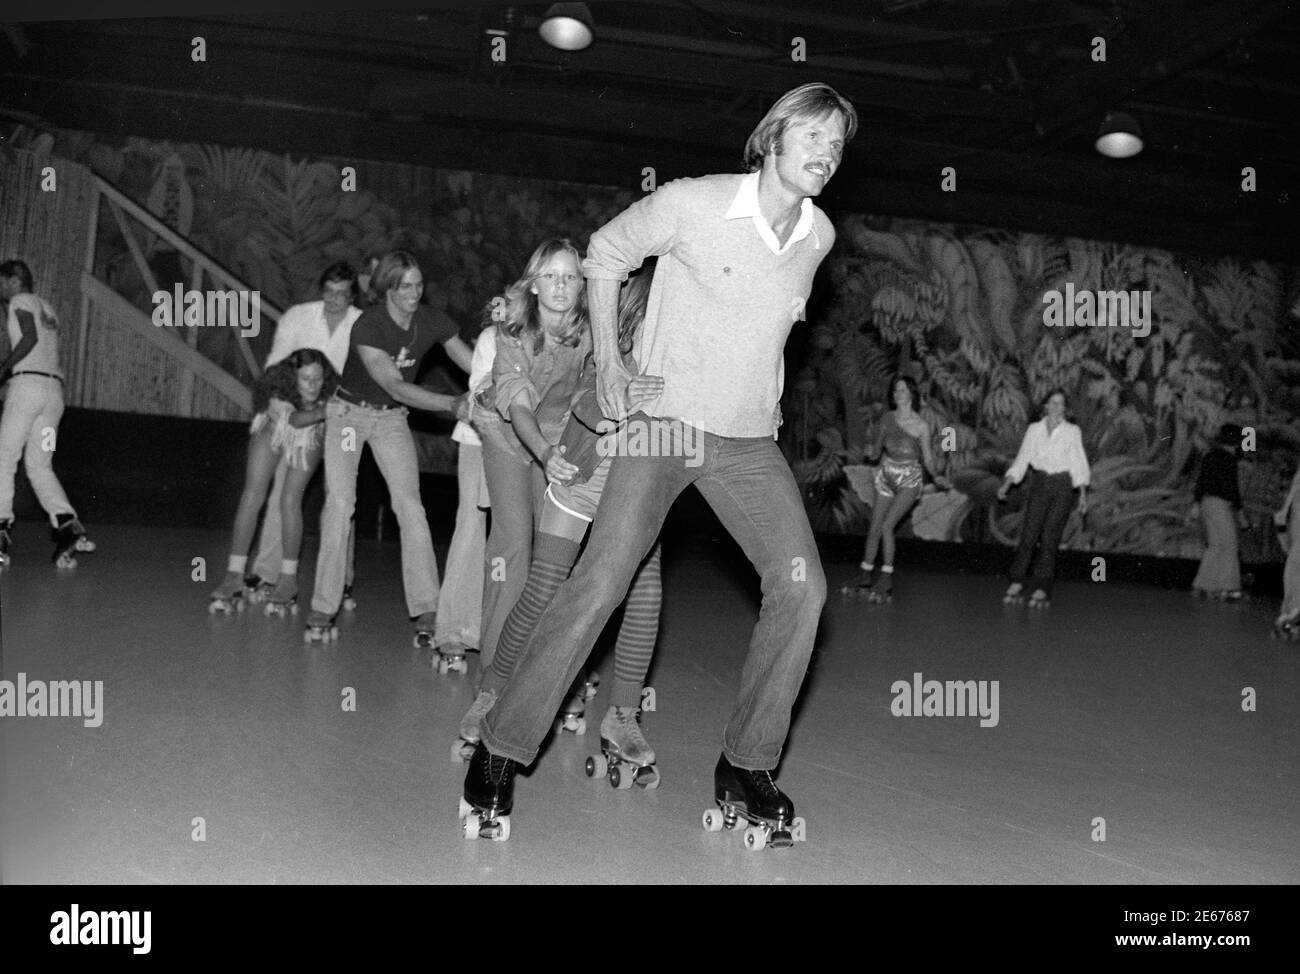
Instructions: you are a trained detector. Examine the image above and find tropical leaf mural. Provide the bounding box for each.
[787,216,1300,561]
[7,120,1300,556]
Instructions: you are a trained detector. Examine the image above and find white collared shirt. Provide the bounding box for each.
[1006,419,1091,488]
[265,300,361,375]
[722,171,821,255]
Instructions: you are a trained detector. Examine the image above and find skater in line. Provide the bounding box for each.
[997,388,1090,608]
[1273,459,1300,639]
[431,321,498,670]
[462,83,858,845]
[0,259,95,568]
[845,374,949,602]
[1189,424,1248,601]
[209,349,339,613]
[475,239,591,668]
[304,250,472,644]
[246,262,363,603]
[456,267,664,786]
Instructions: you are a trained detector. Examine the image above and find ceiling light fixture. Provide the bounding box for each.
[1095,112,1144,159]
[539,3,594,51]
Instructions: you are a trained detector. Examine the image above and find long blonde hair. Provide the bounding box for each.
[500,239,588,354]
[617,259,655,356]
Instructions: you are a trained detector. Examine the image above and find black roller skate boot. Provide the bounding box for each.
[704,754,805,851]
[867,569,893,604]
[51,514,93,568]
[840,563,875,596]
[458,742,518,841]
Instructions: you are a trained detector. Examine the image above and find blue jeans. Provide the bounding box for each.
[481,416,826,770]
[311,398,439,618]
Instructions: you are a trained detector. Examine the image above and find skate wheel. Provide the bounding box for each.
[791,816,806,841]
[612,765,635,790]
[454,659,468,674]
[490,815,510,841]
[743,826,768,851]
[342,597,357,611]
[702,808,724,832]
[637,767,660,790]
[436,658,449,674]
[586,754,607,778]
[573,717,586,736]
[463,814,480,840]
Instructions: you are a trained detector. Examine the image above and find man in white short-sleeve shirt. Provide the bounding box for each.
[248,262,363,589]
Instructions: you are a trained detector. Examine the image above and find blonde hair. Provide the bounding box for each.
[500,239,588,354]
[742,83,858,173]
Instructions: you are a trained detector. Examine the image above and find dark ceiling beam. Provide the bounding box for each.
[4,71,1294,262]
[29,15,1029,122]
[11,63,1294,224]
[367,79,754,150]
[1015,0,1294,149]
[502,30,1027,121]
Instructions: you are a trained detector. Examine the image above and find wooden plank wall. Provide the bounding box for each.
[0,149,96,402]
[1,149,250,420]
[77,298,247,421]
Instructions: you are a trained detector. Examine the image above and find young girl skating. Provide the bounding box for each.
[209,348,338,614]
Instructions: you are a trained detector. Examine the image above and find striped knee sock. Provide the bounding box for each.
[488,533,580,685]
[611,543,663,708]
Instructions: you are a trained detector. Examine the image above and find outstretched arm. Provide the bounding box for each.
[356,345,461,413]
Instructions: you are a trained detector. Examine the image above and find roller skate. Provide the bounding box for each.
[1271,611,1299,641]
[1027,588,1050,609]
[0,518,12,568]
[208,571,248,614]
[262,576,299,617]
[244,576,272,604]
[51,514,93,569]
[451,687,498,763]
[435,641,470,675]
[1002,582,1025,605]
[412,611,437,650]
[303,609,338,644]
[458,742,517,841]
[840,563,874,596]
[586,705,659,790]
[866,570,893,604]
[556,682,588,736]
[702,754,806,851]
[341,583,357,612]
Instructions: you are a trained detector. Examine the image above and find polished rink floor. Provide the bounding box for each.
[2,525,1296,884]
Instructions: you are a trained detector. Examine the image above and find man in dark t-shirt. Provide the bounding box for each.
[306,250,473,644]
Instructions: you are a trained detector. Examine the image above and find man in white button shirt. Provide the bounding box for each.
[246,263,362,598]
[997,388,1091,607]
